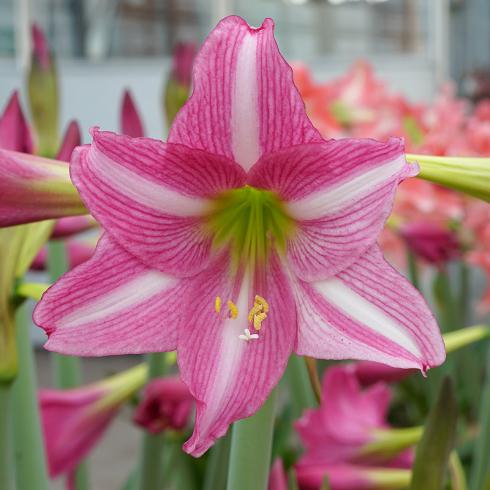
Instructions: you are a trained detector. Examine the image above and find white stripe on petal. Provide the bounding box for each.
[199,275,250,434]
[287,155,406,220]
[231,34,260,171]
[58,271,175,328]
[89,146,208,217]
[314,277,421,357]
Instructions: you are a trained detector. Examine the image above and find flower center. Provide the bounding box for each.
[204,185,294,268]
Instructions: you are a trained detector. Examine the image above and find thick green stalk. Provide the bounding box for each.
[47,240,88,489]
[227,389,277,490]
[0,382,12,490]
[470,348,490,490]
[11,303,50,490]
[285,354,317,418]
[138,353,168,490]
[203,431,232,490]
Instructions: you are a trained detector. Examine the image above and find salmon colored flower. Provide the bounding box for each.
[34,16,444,457]
[133,376,193,434]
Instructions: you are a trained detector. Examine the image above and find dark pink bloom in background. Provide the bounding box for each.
[31,23,51,70]
[399,221,461,267]
[133,376,193,434]
[171,42,196,87]
[34,16,444,457]
[56,120,81,162]
[0,91,34,153]
[120,89,145,138]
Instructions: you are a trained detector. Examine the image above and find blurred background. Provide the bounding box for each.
[1,0,489,139]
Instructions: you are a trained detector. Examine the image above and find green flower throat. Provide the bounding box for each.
[205,186,295,268]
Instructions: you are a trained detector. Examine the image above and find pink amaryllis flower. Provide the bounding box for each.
[0,91,34,153]
[120,89,145,138]
[295,366,414,490]
[40,364,147,480]
[133,376,193,434]
[34,16,444,457]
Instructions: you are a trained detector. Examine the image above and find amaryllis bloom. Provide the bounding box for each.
[268,459,288,490]
[133,376,193,434]
[31,239,95,271]
[399,222,461,267]
[296,463,410,490]
[120,89,145,138]
[0,150,86,226]
[31,23,52,71]
[56,120,81,162]
[34,16,444,457]
[40,364,147,479]
[0,91,33,153]
[296,366,412,467]
[164,42,196,126]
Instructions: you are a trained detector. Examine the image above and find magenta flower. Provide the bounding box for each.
[133,376,193,434]
[31,23,52,71]
[34,16,444,456]
[120,89,145,138]
[56,120,81,162]
[31,239,95,271]
[0,91,34,153]
[399,221,461,267]
[268,459,288,490]
[40,364,146,479]
[171,42,196,87]
[295,366,413,489]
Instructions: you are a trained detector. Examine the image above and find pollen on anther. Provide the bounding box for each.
[227,300,238,319]
[215,296,221,313]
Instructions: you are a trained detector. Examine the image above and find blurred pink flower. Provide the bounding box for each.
[268,458,288,490]
[51,216,97,239]
[0,91,34,153]
[31,239,95,271]
[171,42,196,87]
[31,23,51,71]
[120,89,145,138]
[399,221,461,267]
[295,366,413,489]
[56,120,81,162]
[133,376,193,434]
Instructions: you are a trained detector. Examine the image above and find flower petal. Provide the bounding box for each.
[249,138,416,280]
[294,245,445,371]
[178,253,296,456]
[168,16,321,170]
[120,89,145,137]
[0,150,86,226]
[71,129,246,277]
[56,120,81,162]
[34,234,185,356]
[0,91,34,153]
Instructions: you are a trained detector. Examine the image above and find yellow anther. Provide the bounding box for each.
[227,300,238,319]
[255,295,269,313]
[215,296,221,313]
[253,312,267,331]
[247,303,262,323]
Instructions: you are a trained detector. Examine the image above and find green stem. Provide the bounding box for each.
[47,240,88,489]
[227,389,277,490]
[203,431,232,490]
[407,249,420,290]
[470,348,490,490]
[0,382,12,490]
[11,303,50,490]
[285,354,317,419]
[138,353,168,490]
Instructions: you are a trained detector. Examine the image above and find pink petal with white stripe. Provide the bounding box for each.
[294,245,445,371]
[178,253,296,456]
[168,16,321,170]
[249,138,416,280]
[71,129,246,277]
[34,235,185,356]
[0,150,86,226]
[0,91,34,153]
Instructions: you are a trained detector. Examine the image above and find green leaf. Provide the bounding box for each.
[470,348,490,490]
[409,377,458,490]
